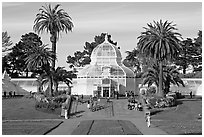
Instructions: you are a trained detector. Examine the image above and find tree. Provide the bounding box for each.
[163,65,185,94]
[66,33,117,67]
[193,30,202,72]
[2,31,13,56]
[24,44,55,96]
[36,66,76,96]
[174,31,202,73]
[123,48,141,73]
[6,32,43,77]
[142,64,184,95]
[123,48,155,74]
[195,30,202,47]
[52,67,76,93]
[2,31,13,73]
[33,3,74,69]
[174,38,193,74]
[138,20,182,97]
[2,55,12,74]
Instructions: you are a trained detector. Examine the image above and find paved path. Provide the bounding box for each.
[71,120,142,135]
[48,98,167,135]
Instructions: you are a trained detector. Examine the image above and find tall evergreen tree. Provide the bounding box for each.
[174,31,202,73]
[6,32,43,77]
[2,31,13,56]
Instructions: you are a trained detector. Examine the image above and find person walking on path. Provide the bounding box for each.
[74,96,79,114]
[60,92,72,119]
[81,94,83,101]
[3,91,6,98]
[87,100,90,109]
[190,91,193,98]
[145,112,151,127]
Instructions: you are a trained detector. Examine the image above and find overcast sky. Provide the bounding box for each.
[2,2,202,68]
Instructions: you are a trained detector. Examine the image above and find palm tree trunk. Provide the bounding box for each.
[50,76,54,96]
[158,61,164,97]
[53,81,58,95]
[50,34,57,69]
[26,69,29,77]
[183,63,187,74]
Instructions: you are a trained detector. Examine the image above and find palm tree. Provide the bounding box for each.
[52,67,75,94]
[142,64,184,95]
[33,3,74,69]
[36,67,75,96]
[125,49,141,73]
[24,44,56,96]
[163,66,185,94]
[138,20,182,97]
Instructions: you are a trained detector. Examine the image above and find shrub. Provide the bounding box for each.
[166,91,184,99]
[35,100,61,111]
[146,86,156,95]
[53,90,67,96]
[146,96,176,108]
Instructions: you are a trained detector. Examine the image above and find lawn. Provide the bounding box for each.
[2,97,63,135]
[151,99,202,135]
[2,97,61,120]
[2,120,63,135]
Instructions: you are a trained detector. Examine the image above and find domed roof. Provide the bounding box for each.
[91,34,122,60]
[77,34,135,78]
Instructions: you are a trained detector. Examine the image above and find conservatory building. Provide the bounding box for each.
[72,34,135,97]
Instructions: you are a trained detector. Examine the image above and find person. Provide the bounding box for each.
[125,91,128,97]
[97,97,100,102]
[138,103,142,111]
[61,93,72,119]
[116,92,119,100]
[145,112,151,127]
[13,91,16,97]
[87,100,90,109]
[81,94,83,101]
[60,99,67,117]
[75,96,79,114]
[107,97,110,102]
[3,91,6,98]
[136,102,139,111]
[190,91,193,98]
[9,91,12,98]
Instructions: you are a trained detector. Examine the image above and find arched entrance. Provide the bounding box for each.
[94,78,118,98]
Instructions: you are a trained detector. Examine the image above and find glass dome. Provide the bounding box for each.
[91,35,122,66]
[73,34,136,97]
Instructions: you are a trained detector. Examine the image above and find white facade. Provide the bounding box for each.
[72,34,135,97]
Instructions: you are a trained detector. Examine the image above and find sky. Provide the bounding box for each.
[2,2,202,69]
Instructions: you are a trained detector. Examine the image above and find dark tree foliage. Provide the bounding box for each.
[6,32,43,78]
[174,31,202,74]
[142,63,184,95]
[66,33,117,67]
[123,48,156,75]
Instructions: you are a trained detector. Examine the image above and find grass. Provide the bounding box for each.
[2,97,63,135]
[2,97,61,120]
[2,120,63,135]
[151,99,202,135]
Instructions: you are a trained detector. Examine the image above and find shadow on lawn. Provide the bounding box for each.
[150,109,163,115]
[175,100,183,105]
[179,132,202,135]
[70,110,85,116]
